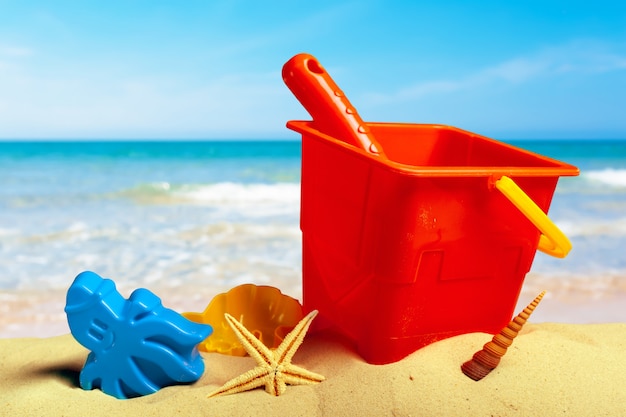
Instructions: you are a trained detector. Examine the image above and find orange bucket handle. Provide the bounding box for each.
[495,175,572,258]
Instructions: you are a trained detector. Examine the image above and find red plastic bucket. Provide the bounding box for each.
[287,120,579,364]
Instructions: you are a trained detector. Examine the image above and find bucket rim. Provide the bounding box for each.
[287,120,580,178]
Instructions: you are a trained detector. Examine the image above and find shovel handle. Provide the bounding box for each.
[495,175,572,258]
[282,53,385,157]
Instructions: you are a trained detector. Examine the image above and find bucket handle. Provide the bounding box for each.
[494,175,571,258]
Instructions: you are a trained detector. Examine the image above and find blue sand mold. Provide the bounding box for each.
[65,271,213,399]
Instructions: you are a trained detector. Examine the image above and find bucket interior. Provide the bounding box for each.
[367,123,565,169]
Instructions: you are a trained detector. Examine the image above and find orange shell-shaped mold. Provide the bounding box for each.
[461,291,546,381]
[183,284,303,356]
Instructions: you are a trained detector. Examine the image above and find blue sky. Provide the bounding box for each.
[0,1,624,139]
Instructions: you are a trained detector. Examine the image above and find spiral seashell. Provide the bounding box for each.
[461,291,546,381]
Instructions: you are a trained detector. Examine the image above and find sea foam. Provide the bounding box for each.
[125,181,299,204]
[584,169,626,188]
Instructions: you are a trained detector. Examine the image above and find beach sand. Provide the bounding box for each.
[2,323,625,416]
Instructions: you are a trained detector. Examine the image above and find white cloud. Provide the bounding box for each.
[483,57,548,83]
[369,39,626,104]
[0,45,33,57]
[0,44,33,72]
[0,5,355,139]
[1,31,623,139]
[0,64,294,138]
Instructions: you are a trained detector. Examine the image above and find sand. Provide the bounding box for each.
[1,323,625,417]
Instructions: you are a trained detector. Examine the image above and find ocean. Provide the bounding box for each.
[1,139,625,337]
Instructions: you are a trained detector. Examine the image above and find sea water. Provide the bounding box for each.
[1,139,625,336]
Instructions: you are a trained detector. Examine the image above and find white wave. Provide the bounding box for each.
[584,168,626,188]
[0,227,20,237]
[120,181,301,217]
[174,182,300,206]
[556,218,626,237]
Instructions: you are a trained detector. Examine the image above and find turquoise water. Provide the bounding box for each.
[505,141,626,311]
[1,139,625,335]
[0,141,302,291]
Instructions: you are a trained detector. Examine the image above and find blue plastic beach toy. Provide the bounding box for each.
[65,271,213,399]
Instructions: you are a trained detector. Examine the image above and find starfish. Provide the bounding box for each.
[207,310,325,397]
